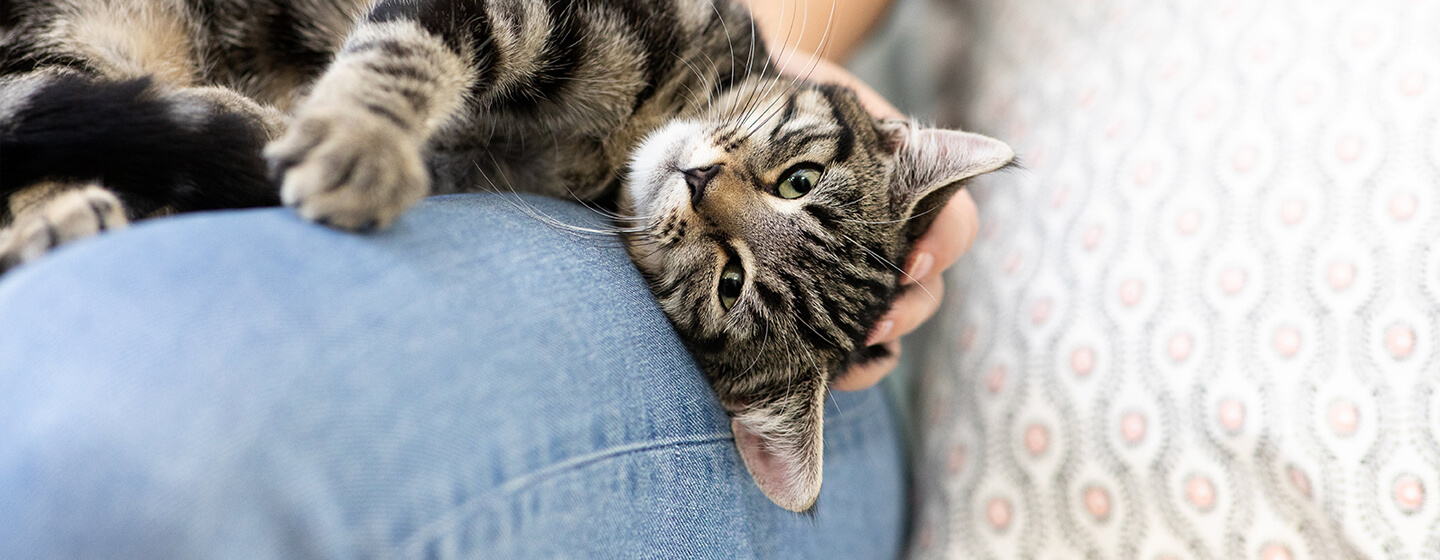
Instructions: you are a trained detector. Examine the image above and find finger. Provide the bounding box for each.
[871,272,945,345]
[832,341,901,392]
[902,191,979,286]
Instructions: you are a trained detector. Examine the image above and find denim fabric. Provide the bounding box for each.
[0,195,905,559]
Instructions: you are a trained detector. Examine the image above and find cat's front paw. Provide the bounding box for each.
[0,185,128,273]
[264,112,428,231]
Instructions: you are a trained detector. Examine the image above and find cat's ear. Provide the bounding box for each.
[880,121,1014,239]
[730,378,827,512]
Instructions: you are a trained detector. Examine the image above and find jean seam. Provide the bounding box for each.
[395,431,733,557]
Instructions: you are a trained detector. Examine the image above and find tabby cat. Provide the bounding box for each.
[0,0,1012,511]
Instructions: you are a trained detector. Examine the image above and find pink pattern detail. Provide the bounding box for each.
[1024,423,1050,456]
[986,498,1013,531]
[948,445,967,476]
[1104,119,1128,141]
[1031,297,1053,325]
[1272,326,1301,358]
[1262,544,1295,560]
[1389,193,1418,221]
[1335,136,1364,163]
[1071,346,1096,378]
[1385,324,1416,360]
[1351,23,1378,48]
[1120,278,1144,306]
[1167,333,1193,363]
[1280,198,1306,225]
[1186,475,1217,511]
[1218,399,1246,433]
[1121,411,1147,444]
[1160,61,1180,83]
[1217,1,1236,19]
[1177,210,1202,235]
[986,365,1007,394]
[1288,465,1313,498]
[1327,261,1355,292]
[1250,40,1274,62]
[1220,267,1247,295]
[981,220,998,240]
[1195,95,1218,120]
[1083,486,1112,521]
[1293,81,1318,106]
[1400,71,1428,97]
[1328,400,1359,437]
[1394,474,1425,514]
[1083,224,1104,250]
[1135,161,1158,186]
[1004,252,1024,275]
[1232,146,1258,173]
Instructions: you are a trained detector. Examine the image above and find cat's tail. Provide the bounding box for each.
[0,71,283,214]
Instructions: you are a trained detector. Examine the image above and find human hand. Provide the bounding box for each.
[770,47,983,392]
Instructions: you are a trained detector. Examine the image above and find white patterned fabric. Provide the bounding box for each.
[909,0,1440,558]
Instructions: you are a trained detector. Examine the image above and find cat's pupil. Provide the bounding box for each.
[718,259,745,310]
[777,167,821,199]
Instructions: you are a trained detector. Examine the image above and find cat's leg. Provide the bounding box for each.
[0,183,128,273]
[1,1,285,268]
[267,0,654,229]
[1,70,284,219]
[264,1,484,230]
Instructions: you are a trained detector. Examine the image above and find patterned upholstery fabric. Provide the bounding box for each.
[911,0,1440,558]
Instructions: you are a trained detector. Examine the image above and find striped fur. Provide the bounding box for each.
[0,0,1013,512]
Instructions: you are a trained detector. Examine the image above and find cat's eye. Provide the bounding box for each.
[718,258,745,311]
[776,165,822,199]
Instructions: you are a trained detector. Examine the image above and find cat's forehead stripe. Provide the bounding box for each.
[770,90,837,135]
[815,87,856,162]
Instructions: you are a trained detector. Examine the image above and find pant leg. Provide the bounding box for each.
[0,195,906,559]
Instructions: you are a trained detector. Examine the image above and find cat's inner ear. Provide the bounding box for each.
[884,123,1014,238]
[730,378,827,513]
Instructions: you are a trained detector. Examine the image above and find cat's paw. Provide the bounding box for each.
[0,186,128,273]
[264,112,428,231]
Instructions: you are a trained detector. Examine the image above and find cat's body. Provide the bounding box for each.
[0,0,1011,511]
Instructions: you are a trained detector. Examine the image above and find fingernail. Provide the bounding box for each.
[867,320,894,346]
[904,252,934,285]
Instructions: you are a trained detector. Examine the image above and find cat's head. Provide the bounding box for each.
[619,79,1012,512]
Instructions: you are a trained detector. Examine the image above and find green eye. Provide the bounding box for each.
[718,258,745,310]
[777,166,822,199]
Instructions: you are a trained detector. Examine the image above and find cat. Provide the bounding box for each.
[0,0,1012,512]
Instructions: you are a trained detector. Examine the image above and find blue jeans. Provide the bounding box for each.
[0,195,906,559]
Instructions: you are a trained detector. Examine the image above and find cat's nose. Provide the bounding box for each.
[683,165,722,207]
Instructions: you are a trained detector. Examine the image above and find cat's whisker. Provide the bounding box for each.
[736,0,796,127]
[471,156,645,238]
[837,204,943,225]
[739,2,811,137]
[740,0,839,139]
[842,233,938,304]
[737,322,773,377]
[698,50,725,121]
[706,0,738,96]
[671,53,712,111]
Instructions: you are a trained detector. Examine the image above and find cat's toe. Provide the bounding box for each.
[0,186,129,273]
[265,112,428,231]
